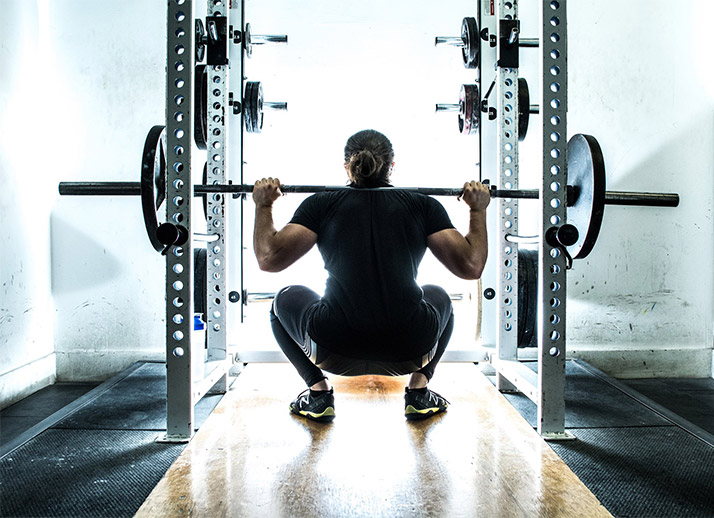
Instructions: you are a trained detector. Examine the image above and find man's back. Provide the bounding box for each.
[290,189,454,354]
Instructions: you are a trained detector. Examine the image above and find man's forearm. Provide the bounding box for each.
[253,204,278,264]
[465,208,488,275]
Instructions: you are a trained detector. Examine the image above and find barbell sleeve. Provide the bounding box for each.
[58,182,141,196]
[434,36,465,47]
[435,104,461,113]
[604,191,679,207]
[519,38,539,47]
[250,34,288,45]
[264,102,288,111]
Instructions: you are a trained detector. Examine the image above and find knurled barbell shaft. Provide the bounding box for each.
[58,182,680,207]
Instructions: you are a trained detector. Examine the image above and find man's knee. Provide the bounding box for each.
[422,284,453,313]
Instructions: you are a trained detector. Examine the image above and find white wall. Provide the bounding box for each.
[49,0,169,381]
[1,0,711,401]
[1,0,169,399]
[0,1,57,406]
[242,0,714,377]
[563,0,714,376]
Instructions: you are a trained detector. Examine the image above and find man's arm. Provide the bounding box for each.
[253,178,317,272]
[427,181,490,280]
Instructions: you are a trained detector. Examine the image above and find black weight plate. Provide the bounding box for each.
[518,248,538,347]
[194,247,208,315]
[566,134,606,260]
[243,81,255,132]
[244,23,253,58]
[458,84,480,135]
[194,64,208,150]
[461,17,479,69]
[140,125,167,252]
[195,19,206,62]
[518,78,530,141]
[202,162,208,220]
[254,82,264,132]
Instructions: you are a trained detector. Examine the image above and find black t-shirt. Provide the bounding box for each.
[289,188,455,360]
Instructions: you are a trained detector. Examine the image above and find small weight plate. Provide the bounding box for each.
[195,19,206,62]
[194,247,208,315]
[518,248,538,347]
[243,81,255,132]
[566,134,606,260]
[244,23,253,58]
[140,125,167,252]
[244,81,263,134]
[458,84,480,135]
[194,65,208,150]
[461,17,479,69]
[202,161,208,220]
[518,78,530,141]
[254,82,264,132]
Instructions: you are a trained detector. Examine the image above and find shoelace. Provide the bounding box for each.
[427,390,450,405]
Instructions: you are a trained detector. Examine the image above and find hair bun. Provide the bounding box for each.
[344,129,394,187]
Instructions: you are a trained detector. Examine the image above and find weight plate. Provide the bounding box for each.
[566,134,606,260]
[244,81,263,134]
[458,84,480,135]
[518,248,538,347]
[195,19,206,62]
[202,162,208,220]
[244,23,253,58]
[194,247,208,315]
[243,81,255,133]
[254,82,264,132]
[518,78,530,142]
[194,64,208,150]
[140,125,167,252]
[461,17,479,69]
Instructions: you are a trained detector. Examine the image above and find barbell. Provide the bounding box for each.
[436,79,537,139]
[194,68,287,148]
[59,128,678,261]
[435,17,538,69]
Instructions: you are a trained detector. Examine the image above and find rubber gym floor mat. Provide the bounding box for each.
[0,429,185,518]
[490,359,714,517]
[492,360,672,428]
[549,426,714,518]
[0,361,230,518]
[55,362,222,431]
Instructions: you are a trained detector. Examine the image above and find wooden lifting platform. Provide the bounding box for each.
[136,363,612,517]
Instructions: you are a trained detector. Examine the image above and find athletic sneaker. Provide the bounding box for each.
[289,388,336,422]
[404,387,449,420]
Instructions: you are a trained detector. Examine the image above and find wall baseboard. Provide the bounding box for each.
[569,348,712,379]
[0,354,57,409]
[55,350,165,382]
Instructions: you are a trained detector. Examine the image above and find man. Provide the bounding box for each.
[253,129,489,422]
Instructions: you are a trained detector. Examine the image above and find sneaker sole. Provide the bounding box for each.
[291,406,336,423]
[404,404,447,421]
